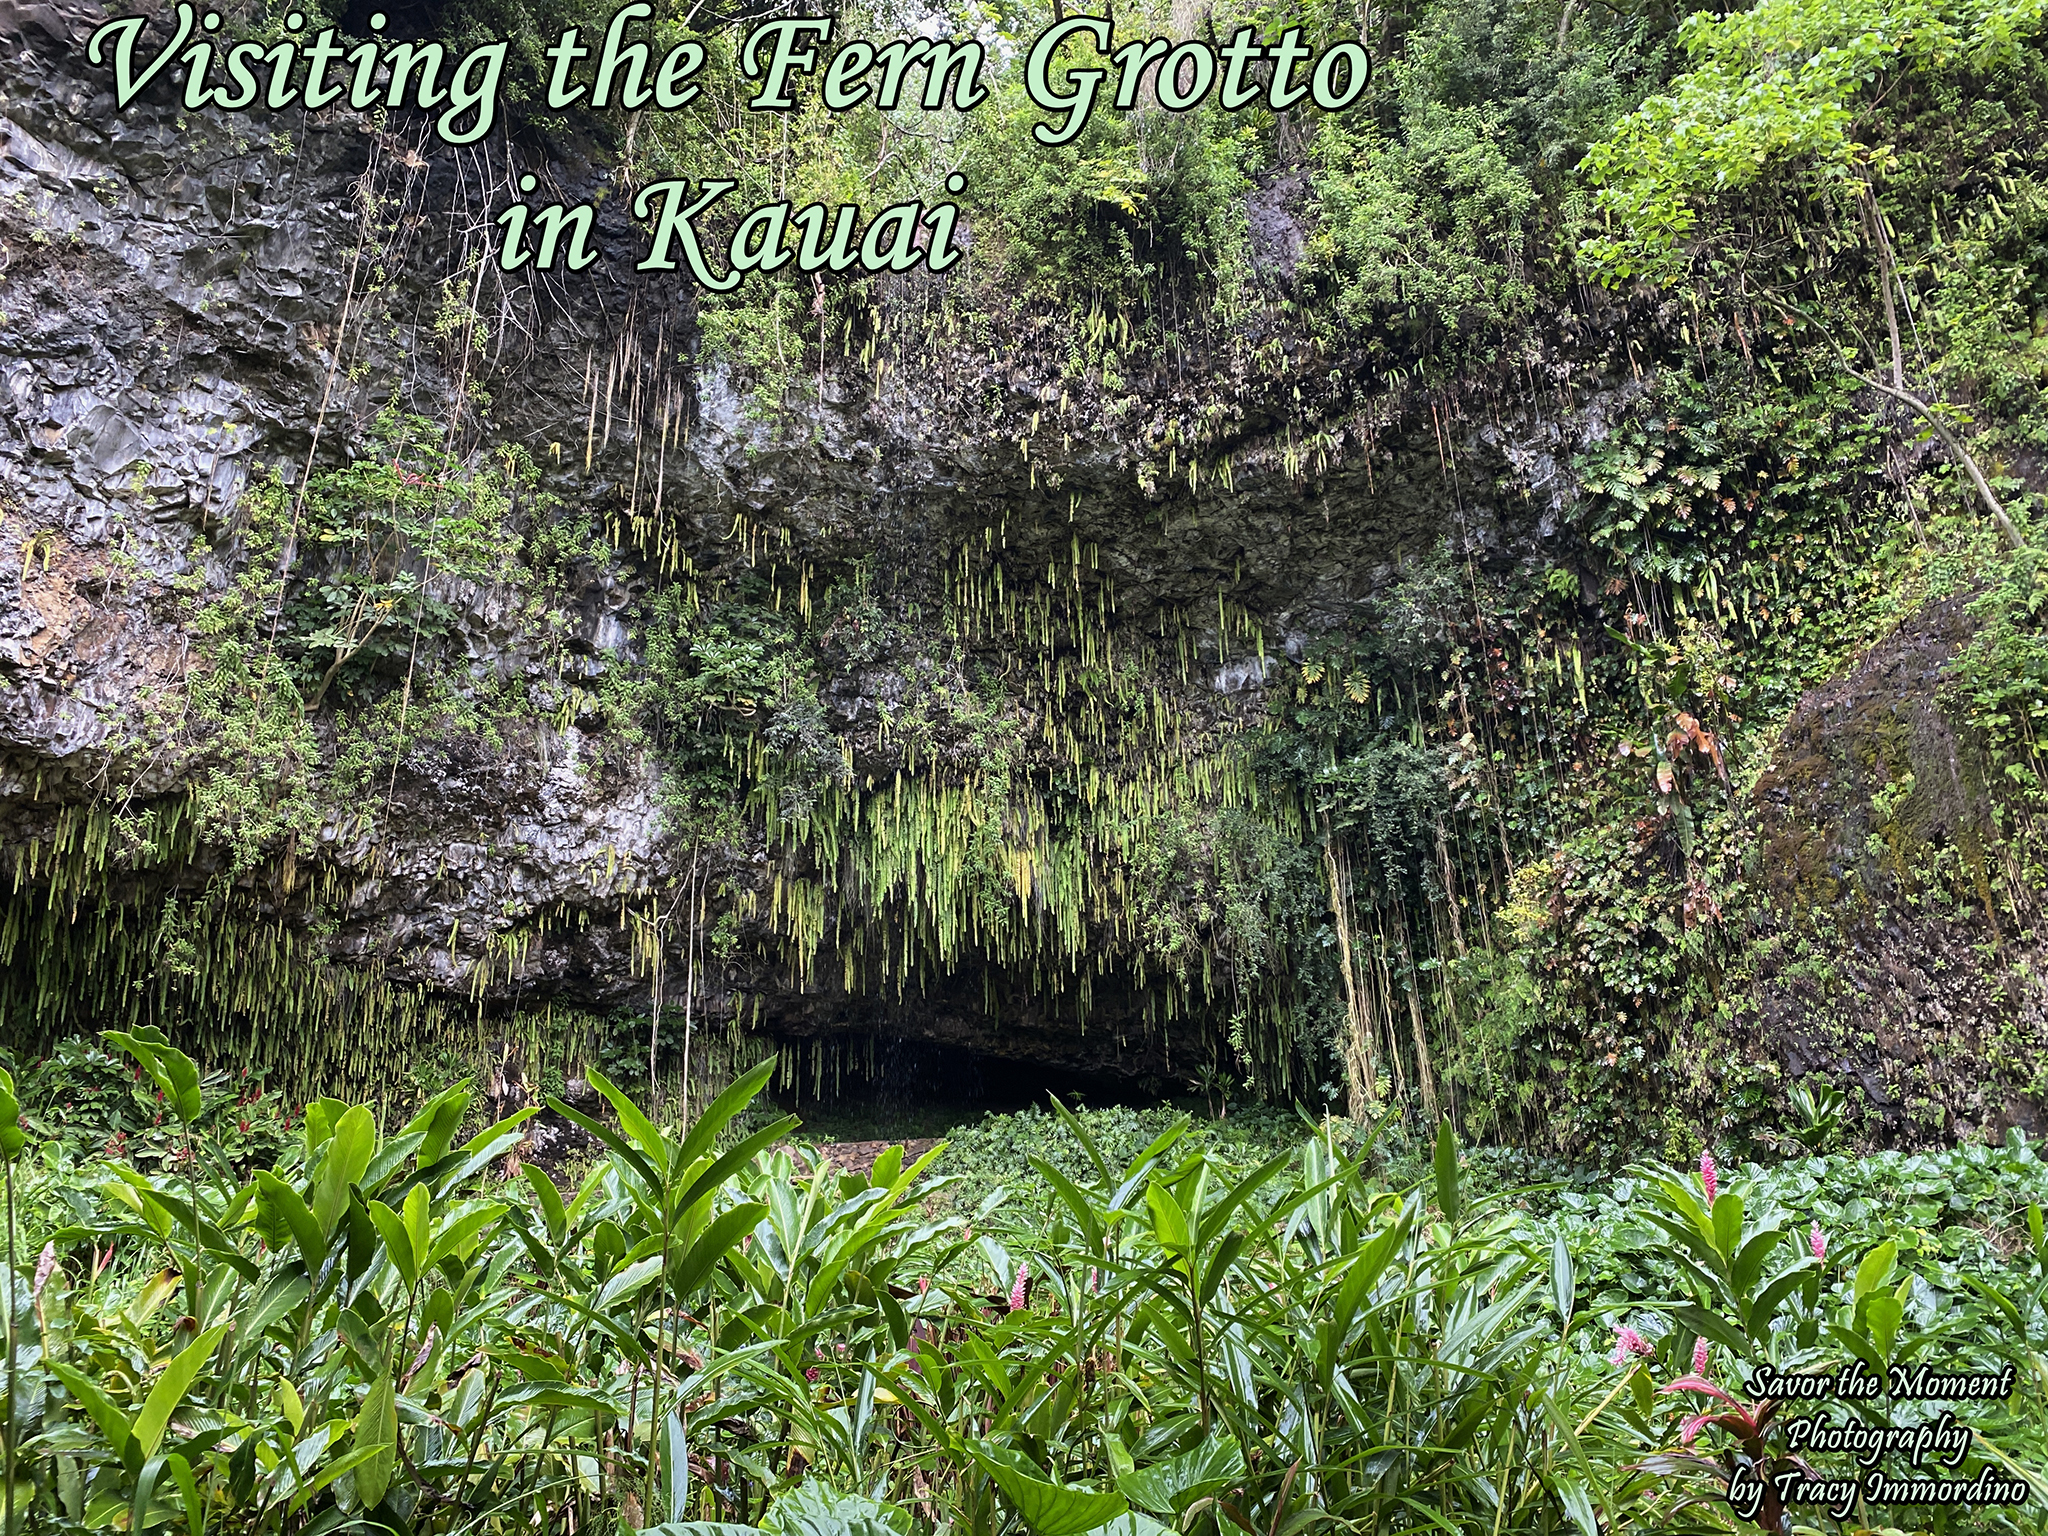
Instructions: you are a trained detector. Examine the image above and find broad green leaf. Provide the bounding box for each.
[1104,1441,1135,1482]
[969,1440,1128,1536]
[494,1381,623,1412]
[403,1181,431,1266]
[1670,1304,1751,1361]
[1745,1260,1818,1339]
[0,1067,24,1162]
[426,1201,505,1270]
[669,1203,770,1298]
[1194,1147,1293,1248]
[134,1323,230,1458]
[367,1199,419,1289]
[275,1378,306,1434]
[1197,1231,1247,1307]
[1145,1183,1190,1255]
[597,1254,666,1310]
[1031,1157,1106,1251]
[354,1369,398,1510]
[49,1360,138,1469]
[524,1163,567,1243]
[292,1441,388,1510]
[761,1480,914,1536]
[132,1455,178,1536]
[236,1270,312,1355]
[546,1097,661,1198]
[1729,1224,1785,1300]
[1550,1232,1576,1325]
[165,1452,202,1536]
[1862,1293,1903,1360]
[313,1104,377,1239]
[104,1028,203,1126]
[253,1171,327,1270]
[1433,1118,1461,1224]
[1828,1321,1886,1376]
[1114,1433,1245,1515]
[1555,1477,1599,1536]
[127,1268,182,1328]
[302,1098,352,1158]
[359,1129,428,1198]
[1113,1123,1190,1211]
[1853,1241,1897,1301]
[587,1065,671,1179]
[1051,1095,1115,1182]
[674,1118,803,1215]
[664,1410,690,1525]
[402,1082,474,1165]
[673,1058,776,1173]
[1710,1193,1743,1266]
[458,1104,542,1158]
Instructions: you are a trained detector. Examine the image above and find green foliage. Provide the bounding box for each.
[271,409,532,710]
[17,0,2048,1212]
[1559,1138,2048,1530]
[3,1052,2040,1535]
[1399,0,1665,180]
[1570,370,1880,591]
[1581,0,2048,285]
[181,499,321,872]
[1308,102,1539,337]
[1950,543,2048,782]
[1946,539,2048,914]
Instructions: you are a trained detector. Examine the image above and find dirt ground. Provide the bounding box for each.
[794,1138,943,1176]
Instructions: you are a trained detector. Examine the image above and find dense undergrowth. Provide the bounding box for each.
[3,0,2047,1176]
[9,2,2048,1526]
[1,1034,2044,1535]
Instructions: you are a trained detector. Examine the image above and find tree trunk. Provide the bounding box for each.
[1320,821,1379,1118]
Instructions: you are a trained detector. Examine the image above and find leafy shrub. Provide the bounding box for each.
[1,1039,2042,1534]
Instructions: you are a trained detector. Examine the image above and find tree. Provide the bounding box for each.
[1578,0,2046,547]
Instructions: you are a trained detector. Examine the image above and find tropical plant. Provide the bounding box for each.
[3,1034,2043,1535]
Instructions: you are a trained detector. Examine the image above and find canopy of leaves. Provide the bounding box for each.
[1580,0,2048,284]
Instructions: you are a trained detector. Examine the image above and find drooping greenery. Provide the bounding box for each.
[6,0,2047,1168]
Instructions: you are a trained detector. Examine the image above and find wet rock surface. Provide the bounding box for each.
[1750,596,2048,1144]
[2,1,2040,1139]
[0,0,1561,1058]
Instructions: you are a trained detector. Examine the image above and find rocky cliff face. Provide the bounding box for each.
[3,0,2041,1149]
[0,0,1485,1061]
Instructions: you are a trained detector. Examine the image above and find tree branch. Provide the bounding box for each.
[1840,368,2026,551]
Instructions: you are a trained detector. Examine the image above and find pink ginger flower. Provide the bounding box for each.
[1661,1373,1763,1451]
[1809,1223,1827,1262]
[1692,1338,1710,1377]
[1700,1152,1718,1207]
[1610,1325,1653,1366]
[1008,1263,1029,1312]
[32,1243,57,1299]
